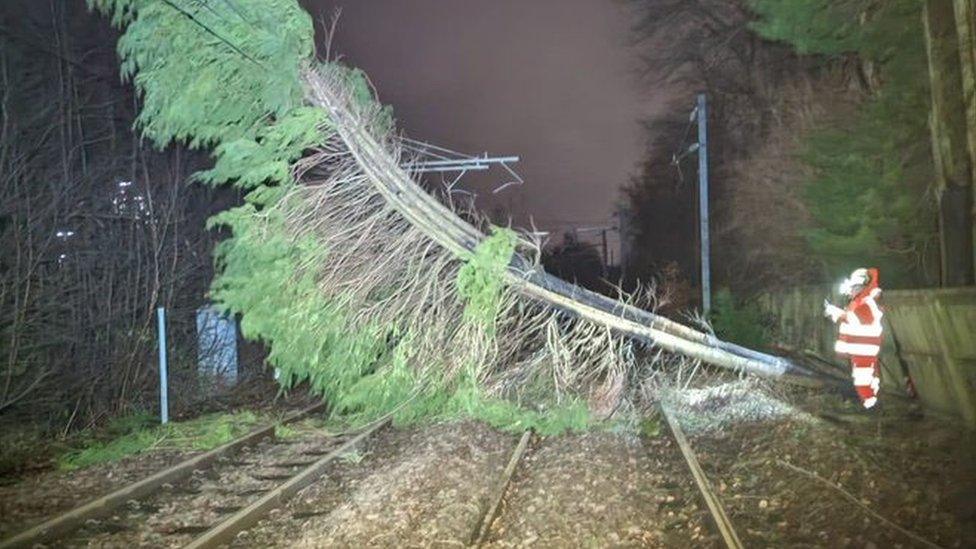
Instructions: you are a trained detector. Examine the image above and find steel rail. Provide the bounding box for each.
[0,403,326,549]
[469,430,533,547]
[183,417,390,548]
[660,404,744,549]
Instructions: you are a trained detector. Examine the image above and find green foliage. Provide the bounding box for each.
[468,396,591,436]
[436,366,591,435]
[710,288,769,350]
[210,209,389,400]
[197,107,332,192]
[456,228,518,325]
[274,422,301,440]
[58,411,260,470]
[748,0,936,286]
[749,0,866,55]
[343,67,396,134]
[209,203,588,433]
[88,0,313,148]
[103,410,157,437]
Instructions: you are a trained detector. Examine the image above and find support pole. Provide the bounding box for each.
[697,93,711,314]
[157,306,169,424]
[601,228,609,275]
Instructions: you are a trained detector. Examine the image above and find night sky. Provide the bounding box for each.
[306,0,668,250]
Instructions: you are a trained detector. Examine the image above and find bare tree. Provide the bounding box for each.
[923,0,975,286]
[0,0,223,429]
[624,0,860,292]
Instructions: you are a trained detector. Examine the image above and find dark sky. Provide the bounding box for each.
[305,0,668,249]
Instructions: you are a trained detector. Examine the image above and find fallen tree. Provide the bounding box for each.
[90,0,821,433]
[300,66,814,380]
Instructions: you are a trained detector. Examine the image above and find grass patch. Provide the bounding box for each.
[58,411,262,471]
[338,449,363,464]
[639,411,662,438]
[275,422,302,440]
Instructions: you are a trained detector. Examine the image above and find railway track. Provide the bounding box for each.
[470,409,742,548]
[4,404,745,548]
[660,405,743,549]
[7,404,945,547]
[0,404,388,549]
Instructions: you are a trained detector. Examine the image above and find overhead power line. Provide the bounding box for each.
[159,0,263,66]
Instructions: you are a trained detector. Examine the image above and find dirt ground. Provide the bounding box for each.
[689,391,976,548]
[482,432,715,548]
[238,423,714,548]
[0,448,193,540]
[63,419,338,548]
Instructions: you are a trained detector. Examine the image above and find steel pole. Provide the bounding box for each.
[697,93,711,314]
[157,306,169,424]
[601,228,609,274]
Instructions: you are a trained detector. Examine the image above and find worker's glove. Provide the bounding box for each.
[823,300,844,323]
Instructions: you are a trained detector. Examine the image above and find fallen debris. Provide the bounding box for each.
[660,379,814,434]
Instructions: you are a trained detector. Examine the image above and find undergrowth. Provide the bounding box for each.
[58,411,260,470]
[275,422,301,440]
[0,427,65,479]
[710,288,770,350]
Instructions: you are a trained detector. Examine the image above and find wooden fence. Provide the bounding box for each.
[758,287,976,427]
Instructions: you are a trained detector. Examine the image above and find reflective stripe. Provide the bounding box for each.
[839,321,883,337]
[840,333,883,343]
[835,340,881,357]
[852,367,877,385]
[863,397,877,409]
[871,378,880,392]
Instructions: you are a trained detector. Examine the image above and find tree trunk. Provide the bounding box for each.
[954,0,976,275]
[924,0,975,286]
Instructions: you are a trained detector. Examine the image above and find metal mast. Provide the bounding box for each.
[697,93,711,314]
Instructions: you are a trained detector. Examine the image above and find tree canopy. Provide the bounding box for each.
[749,0,937,287]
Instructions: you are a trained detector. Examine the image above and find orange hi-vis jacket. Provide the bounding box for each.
[833,268,883,366]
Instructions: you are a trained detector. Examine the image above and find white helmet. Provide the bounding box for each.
[839,268,870,297]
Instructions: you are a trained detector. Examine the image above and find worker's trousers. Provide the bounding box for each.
[851,356,880,409]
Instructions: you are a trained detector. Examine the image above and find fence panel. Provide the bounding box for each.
[759,287,976,426]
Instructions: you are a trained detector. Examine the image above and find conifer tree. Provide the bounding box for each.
[749,0,938,286]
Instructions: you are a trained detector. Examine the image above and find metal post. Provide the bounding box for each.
[697,93,711,314]
[616,208,630,281]
[601,228,609,274]
[157,306,169,424]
